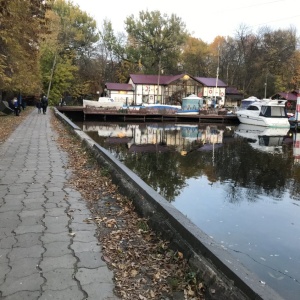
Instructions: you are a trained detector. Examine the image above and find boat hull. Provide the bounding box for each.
[83,99,123,109]
[237,112,290,128]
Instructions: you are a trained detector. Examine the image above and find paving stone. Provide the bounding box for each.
[0,110,119,299]
[40,254,77,272]
[71,241,100,253]
[0,272,43,296]
[14,224,44,235]
[76,267,114,284]
[42,268,77,290]
[8,257,40,278]
[2,290,40,300]
[43,241,72,257]
[41,232,70,244]
[14,233,42,248]
[0,262,11,285]
[0,236,16,249]
[81,282,119,300]
[76,251,106,269]
[8,244,44,261]
[40,286,84,300]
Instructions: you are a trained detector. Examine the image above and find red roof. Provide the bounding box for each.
[106,83,133,91]
[194,77,227,87]
[106,74,228,89]
[129,74,185,85]
[129,74,227,87]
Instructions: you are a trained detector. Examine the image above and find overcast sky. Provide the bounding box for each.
[71,0,299,43]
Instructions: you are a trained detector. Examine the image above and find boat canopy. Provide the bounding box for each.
[240,96,261,110]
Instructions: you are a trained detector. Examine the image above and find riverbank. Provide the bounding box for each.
[49,110,203,299]
[53,109,285,300]
[0,107,281,299]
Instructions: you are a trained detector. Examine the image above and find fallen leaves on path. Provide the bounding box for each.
[50,110,206,300]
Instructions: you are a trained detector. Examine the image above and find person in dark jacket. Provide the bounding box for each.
[41,95,48,114]
[13,97,20,116]
[36,100,42,114]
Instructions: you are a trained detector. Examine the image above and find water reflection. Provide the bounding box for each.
[78,121,300,299]
[234,124,291,154]
[82,123,224,155]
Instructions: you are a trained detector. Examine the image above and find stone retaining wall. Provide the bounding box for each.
[54,108,283,300]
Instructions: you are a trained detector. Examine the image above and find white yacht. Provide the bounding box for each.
[236,99,290,128]
[83,97,124,109]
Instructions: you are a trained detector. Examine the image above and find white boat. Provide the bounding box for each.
[236,98,290,128]
[139,103,181,114]
[234,123,290,153]
[83,97,124,109]
[238,96,261,110]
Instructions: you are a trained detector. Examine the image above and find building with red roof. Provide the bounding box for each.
[105,73,228,106]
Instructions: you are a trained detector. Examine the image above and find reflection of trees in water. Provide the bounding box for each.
[86,127,300,204]
[124,151,187,202]
[213,138,295,203]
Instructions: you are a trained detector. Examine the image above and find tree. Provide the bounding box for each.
[180,36,210,76]
[99,10,188,81]
[39,0,99,104]
[0,0,47,96]
[125,10,188,74]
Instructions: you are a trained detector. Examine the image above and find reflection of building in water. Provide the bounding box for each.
[82,123,224,153]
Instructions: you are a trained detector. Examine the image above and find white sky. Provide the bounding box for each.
[71,0,299,43]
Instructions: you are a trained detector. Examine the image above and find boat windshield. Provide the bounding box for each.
[240,100,256,109]
[246,105,260,111]
[260,106,287,117]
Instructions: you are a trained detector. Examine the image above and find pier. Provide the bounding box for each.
[56,106,240,124]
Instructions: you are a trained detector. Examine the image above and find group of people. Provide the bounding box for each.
[36,95,48,114]
[9,94,48,116]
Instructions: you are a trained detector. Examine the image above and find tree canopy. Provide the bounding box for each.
[1,0,299,103]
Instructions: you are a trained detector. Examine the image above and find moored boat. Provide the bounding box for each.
[236,98,290,128]
[83,97,124,109]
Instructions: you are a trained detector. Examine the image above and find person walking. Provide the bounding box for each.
[13,97,20,116]
[41,95,48,114]
[36,99,42,114]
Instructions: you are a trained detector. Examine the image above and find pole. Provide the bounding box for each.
[264,82,267,98]
[157,56,161,104]
[214,44,220,108]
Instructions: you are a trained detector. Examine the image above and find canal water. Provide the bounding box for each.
[76,121,300,299]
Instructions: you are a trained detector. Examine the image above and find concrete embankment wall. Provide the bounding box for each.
[54,108,283,300]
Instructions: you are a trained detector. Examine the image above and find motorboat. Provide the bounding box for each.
[83,97,124,109]
[238,96,261,110]
[234,123,291,153]
[236,98,290,128]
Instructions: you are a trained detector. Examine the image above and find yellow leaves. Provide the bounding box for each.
[94,216,117,228]
[130,269,138,277]
[177,251,184,259]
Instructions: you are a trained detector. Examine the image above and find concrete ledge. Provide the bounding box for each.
[54,110,283,300]
[54,108,82,131]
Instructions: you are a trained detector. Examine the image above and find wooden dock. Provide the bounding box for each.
[56,106,240,124]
